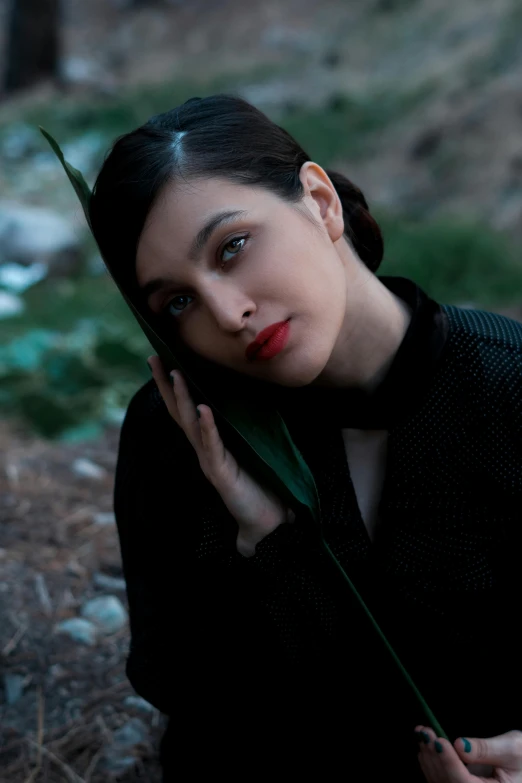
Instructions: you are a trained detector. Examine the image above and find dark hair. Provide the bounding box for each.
[89,93,384,302]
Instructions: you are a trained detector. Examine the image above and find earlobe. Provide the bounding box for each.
[299,161,345,242]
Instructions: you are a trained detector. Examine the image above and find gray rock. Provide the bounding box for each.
[72,458,107,480]
[123,695,156,714]
[0,262,47,293]
[0,201,82,274]
[93,572,126,592]
[0,291,24,319]
[3,673,26,705]
[81,595,128,634]
[92,511,116,525]
[102,717,149,774]
[0,123,41,161]
[56,618,97,646]
[112,717,149,748]
[60,57,105,87]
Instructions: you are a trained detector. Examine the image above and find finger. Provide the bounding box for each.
[418,742,440,782]
[454,731,522,769]
[416,726,439,782]
[416,727,471,783]
[429,737,472,783]
[197,404,229,479]
[169,370,204,451]
[147,356,180,424]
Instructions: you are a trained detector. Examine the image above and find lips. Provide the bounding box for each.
[245,319,290,361]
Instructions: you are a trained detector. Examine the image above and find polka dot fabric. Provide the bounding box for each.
[114,282,522,779]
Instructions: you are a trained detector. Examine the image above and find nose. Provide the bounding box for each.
[203,282,256,333]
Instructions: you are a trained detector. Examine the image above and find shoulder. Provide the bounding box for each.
[443,304,522,359]
[442,304,522,419]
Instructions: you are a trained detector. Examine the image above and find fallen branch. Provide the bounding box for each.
[26,739,85,783]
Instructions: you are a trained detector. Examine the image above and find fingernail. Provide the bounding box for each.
[170,372,175,387]
[196,407,201,419]
[461,738,472,753]
[420,731,430,745]
[434,741,443,754]
[147,361,152,372]
[414,731,423,743]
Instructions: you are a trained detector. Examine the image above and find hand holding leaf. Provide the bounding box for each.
[149,356,295,557]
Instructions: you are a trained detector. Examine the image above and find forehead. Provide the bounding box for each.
[135,177,275,275]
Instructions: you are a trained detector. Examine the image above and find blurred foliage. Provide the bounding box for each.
[1,67,521,440]
[1,213,521,440]
[283,83,436,161]
[378,212,522,306]
[0,271,150,440]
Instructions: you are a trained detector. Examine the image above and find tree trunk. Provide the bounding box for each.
[3,0,61,94]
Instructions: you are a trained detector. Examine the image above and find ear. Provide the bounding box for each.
[299,161,345,243]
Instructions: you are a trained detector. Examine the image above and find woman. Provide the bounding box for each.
[89,95,522,781]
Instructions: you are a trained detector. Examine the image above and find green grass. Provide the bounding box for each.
[0,63,293,145]
[279,83,436,163]
[378,211,522,307]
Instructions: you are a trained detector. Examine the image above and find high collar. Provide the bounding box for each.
[276,276,449,430]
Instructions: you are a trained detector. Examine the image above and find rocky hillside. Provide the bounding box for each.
[1,0,521,240]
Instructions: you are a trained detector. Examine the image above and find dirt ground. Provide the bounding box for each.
[0,419,165,782]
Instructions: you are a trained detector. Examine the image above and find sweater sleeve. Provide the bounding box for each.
[113,381,308,717]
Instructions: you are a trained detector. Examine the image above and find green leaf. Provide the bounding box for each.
[39,126,93,229]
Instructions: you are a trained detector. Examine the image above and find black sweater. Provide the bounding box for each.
[114,277,522,780]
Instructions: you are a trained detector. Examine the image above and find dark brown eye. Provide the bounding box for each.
[220,235,248,265]
[167,295,194,317]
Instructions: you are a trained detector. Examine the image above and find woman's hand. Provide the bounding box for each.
[148,356,295,557]
[416,725,522,782]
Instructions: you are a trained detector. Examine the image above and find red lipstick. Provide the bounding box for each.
[245,319,291,361]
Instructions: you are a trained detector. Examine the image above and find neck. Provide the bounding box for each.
[313,265,412,391]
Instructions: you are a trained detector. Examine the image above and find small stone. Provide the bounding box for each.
[101,717,149,774]
[0,261,48,293]
[3,673,26,705]
[66,559,87,577]
[0,291,24,319]
[112,717,149,748]
[92,511,116,525]
[81,596,128,634]
[93,572,126,591]
[55,618,97,646]
[72,458,107,480]
[123,695,156,714]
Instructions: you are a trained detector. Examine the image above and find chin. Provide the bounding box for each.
[266,354,331,388]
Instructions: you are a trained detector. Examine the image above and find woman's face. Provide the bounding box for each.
[135,162,364,388]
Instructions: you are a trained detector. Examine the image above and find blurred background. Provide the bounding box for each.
[1,0,522,780]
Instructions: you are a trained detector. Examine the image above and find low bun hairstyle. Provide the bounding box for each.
[324,170,383,273]
[89,93,384,299]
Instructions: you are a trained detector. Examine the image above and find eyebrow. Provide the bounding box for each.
[139,208,249,303]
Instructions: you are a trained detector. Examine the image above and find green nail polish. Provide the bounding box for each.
[421,731,430,745]
[435,741,443,754]
[414,731,423,742]
[196,407,201,418]
[462,738,472,753]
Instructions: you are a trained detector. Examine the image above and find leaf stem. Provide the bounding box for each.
[321,536,448,740]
